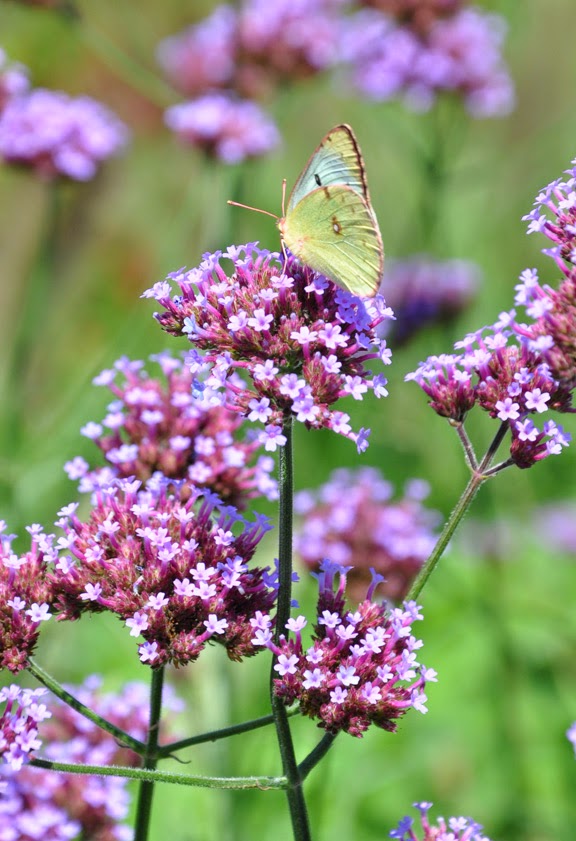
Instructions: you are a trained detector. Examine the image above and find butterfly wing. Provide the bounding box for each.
[287,124,370,212]
[280,184,384,298]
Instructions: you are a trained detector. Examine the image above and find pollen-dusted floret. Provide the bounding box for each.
[254,560,435,737]
[145,244,393,452]
[49,479,277,667]
[65,351,277,507]
[390,801,493,841]
[0,522,55,673]
[295,468,440,603]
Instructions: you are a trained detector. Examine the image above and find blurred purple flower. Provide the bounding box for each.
[0,48,29,113]
[295,467,440,602]
[533,502,576,555]
[567,721,576,755]
[361,1,463,33]
[0,676,181,840]
[0,89,129,180]
[344,6,514,117]
[379,255,480,346]
[164,93,280,164]
[147,244,393,451]
[65,351,277,507]
[390,801,493,840]
[157,0,341,101]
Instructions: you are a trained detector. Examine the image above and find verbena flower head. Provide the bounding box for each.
[157,0,341,100]
[379,256,480,346]
[0,522,55,673]
[295,468,440,602]
[50,479,276,667]
[254,560,435,737]
[409,157,576,469]
[0,685,50,771]
[164,93,280,164]
[390,801,492,841]
[157,5,239,97]
[0,89,129,180]
[0,48,29,112]
[147,244,393,452]
[343,6,514,117]
[519,157,576,389]
[0,676,181,840]
[65,351,277,507]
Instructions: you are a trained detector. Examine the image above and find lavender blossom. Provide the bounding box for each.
[567,722,576,755]
[0,522,55,673]
[0,89,129,180]
[379,256,480,346]
[344,6,514,117]
[408,157,576,470]
[0,48,29,112]
[50,479,276,667]
[295,468,440,602]
[147,244,393,452]
[157,0,341,101]
[390,801,492,841]
[165,93,279,164]
[65,351,277,507]
[0,677,181,840]
[254,560,435,737]
[0,685,50,771]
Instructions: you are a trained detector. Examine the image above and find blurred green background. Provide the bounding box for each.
[2,1,576,839]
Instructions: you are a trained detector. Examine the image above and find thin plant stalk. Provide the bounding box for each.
[133,666,165,841]
[271,414,312,841]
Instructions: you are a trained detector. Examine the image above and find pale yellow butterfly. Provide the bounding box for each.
[228,124,384,298]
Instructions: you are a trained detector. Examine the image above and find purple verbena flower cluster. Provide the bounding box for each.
[0,685,50,771]
[390,801,492,841]
[567,721,576,755]
[146,245,393,452]
[65,351,277,508]
[0,88,128,180]
[0,521,54,673]
[157,0,341,101]
[0,48,29,113]
[0,677,181,841]
[409,158,576,469]
[164,93,280,164]
[49,479,276,667]
[295,468,440,602]
[379,255,480,346]
[253,560,435,737]
[343,5,514,117]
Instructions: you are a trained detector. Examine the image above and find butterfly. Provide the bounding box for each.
[229,124,384,298]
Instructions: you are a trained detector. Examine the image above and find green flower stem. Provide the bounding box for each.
[30,758,287,790]
[298,733,337,782]
[27,659,145,754]
[453,421,479,470]
[271,415,312,841]
[157,708,299,758]
[134,667,165,841]
[407,421,511,601]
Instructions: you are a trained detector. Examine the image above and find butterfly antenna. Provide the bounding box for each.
[227,200,278,220]
[281,178,287,217]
